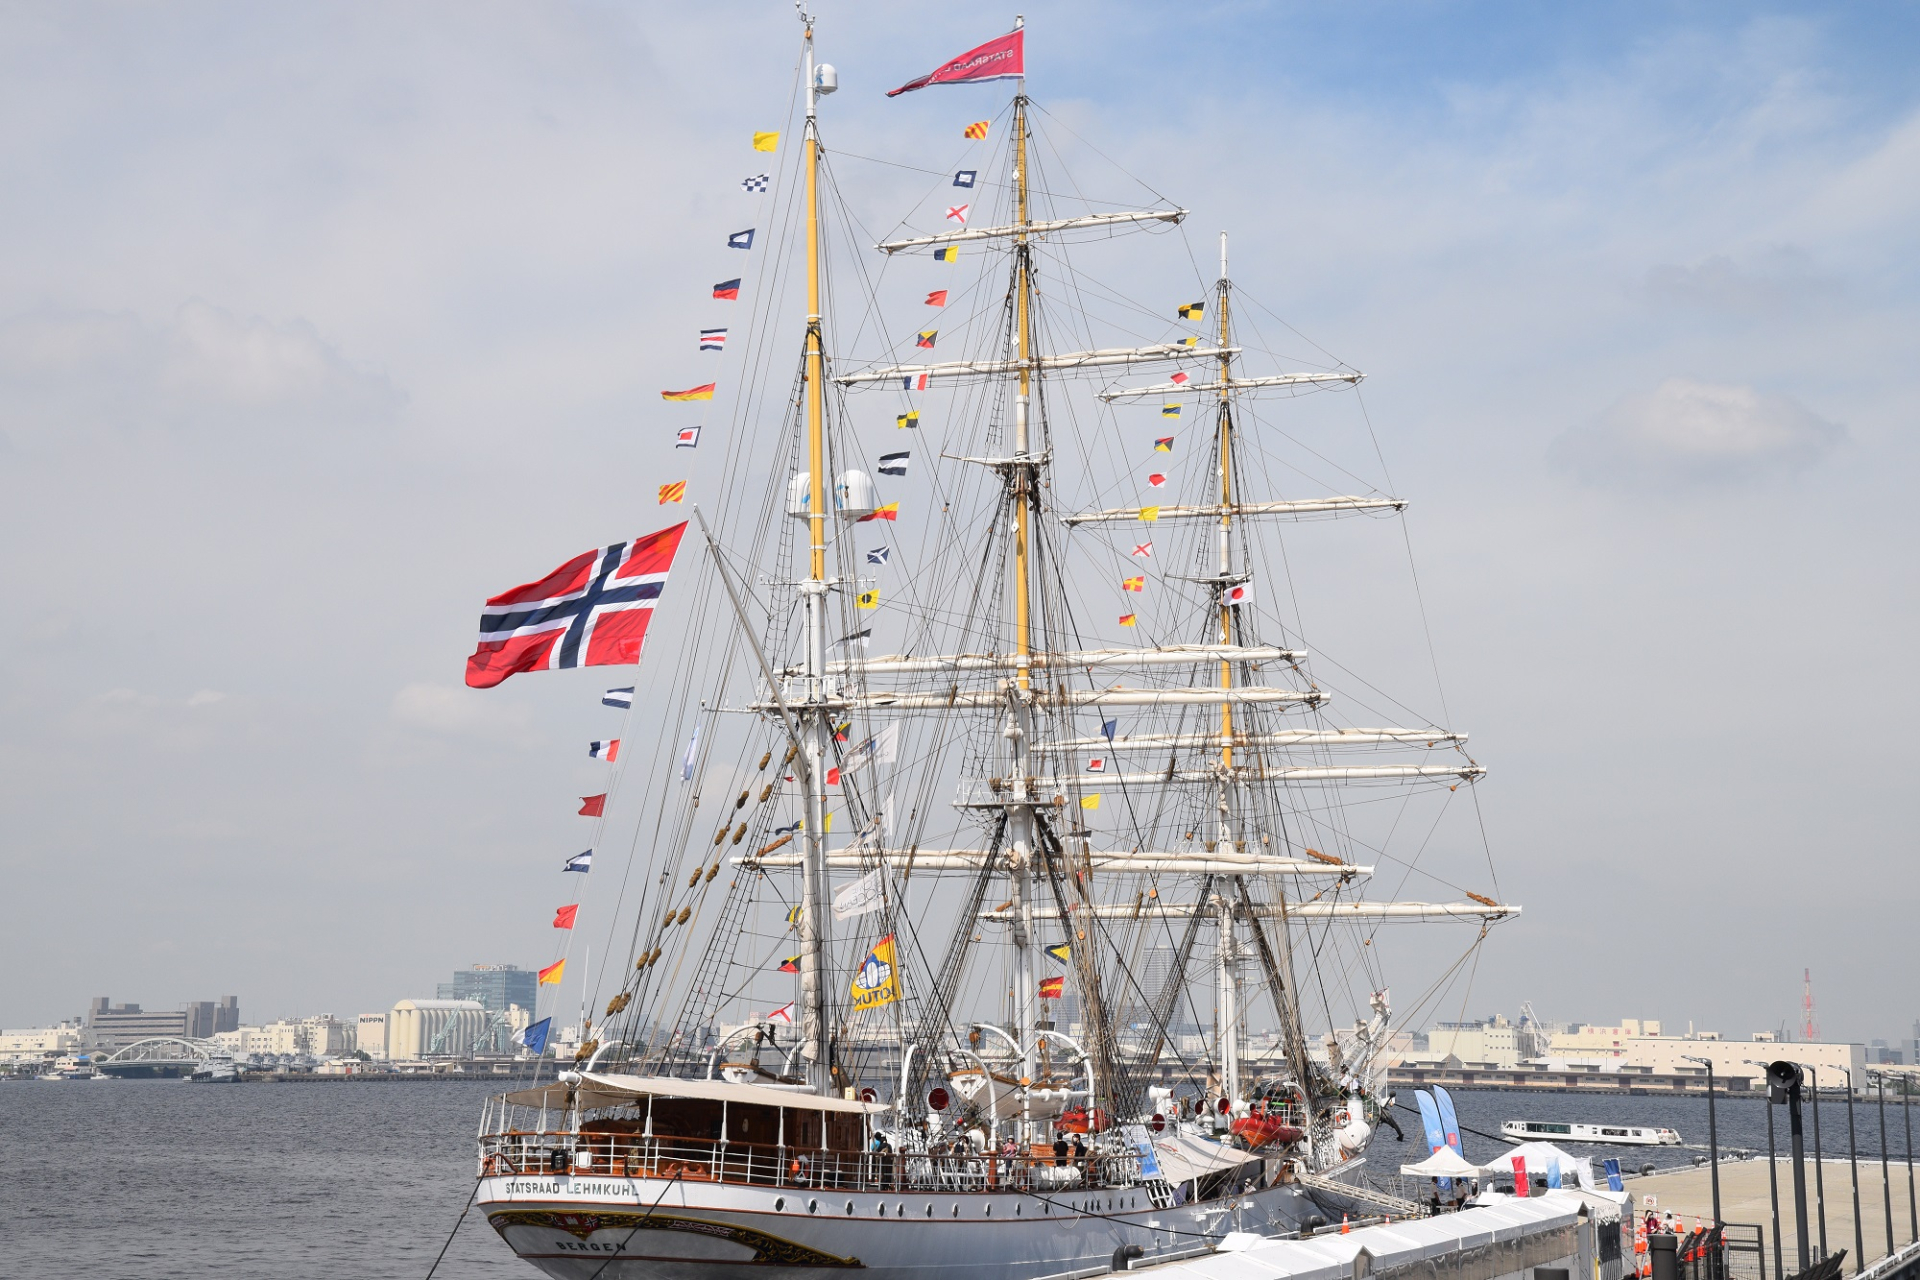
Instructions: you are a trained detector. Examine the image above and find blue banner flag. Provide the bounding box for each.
[1434,1085,1465,1157]
[1415,1091,1452,1194]
[515,1017,551,1055]
[1604,1158,1624,1192]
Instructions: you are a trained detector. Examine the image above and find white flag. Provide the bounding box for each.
[841,722,899,776]
[831,866,887,920]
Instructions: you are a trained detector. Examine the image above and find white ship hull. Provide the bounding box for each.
[479,1172,1325,1280]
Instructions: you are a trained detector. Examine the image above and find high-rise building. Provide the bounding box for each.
[437,965,536,1016]
[85,996,239,1050]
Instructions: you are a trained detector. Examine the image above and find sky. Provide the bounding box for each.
[1,2,1916,1044]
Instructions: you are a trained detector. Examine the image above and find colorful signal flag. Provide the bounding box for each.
[856,589,880,609]
[933,246,958,263]
[1139,506,1160,522]
[578,794,607,817]
[563,850,593,872]
[662,384,715,402]
[778,956,800,973]
[538,959,566,985]
[587,739,620,761]
[900,373,931,390]
[553,904,578,929]
[857,503,899,523]
[1118,613,1136,626]
[897,411,920,429]
[752,131,780,152]
[1131,541,1153,558]
[1038,976,1065,998]
[1045,942,1071,963]
[676,426,701,448]
[915,330,937,348]
[963,121,990,139]
[925,290,948,307]
[1178,302,1205,319]
[1147,473,1166,487]
[658,481,687,504]
[713,279,741,300]
[1121,575,1144,592]
[1080,794,1101,810]
[727,229,755,250]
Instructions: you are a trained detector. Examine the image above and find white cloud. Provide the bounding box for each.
[66,686,242,750]
[1551,376,1846,484]
[0,299,401,450]
[388,682,539,747]
[1638,247,1842,314]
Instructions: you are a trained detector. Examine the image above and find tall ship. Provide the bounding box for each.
[465,14,1517,1279]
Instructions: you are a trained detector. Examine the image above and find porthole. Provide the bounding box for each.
[925,1204,934,1217]
[951,1204,960,1217]
[1044,1202,1051,1214]
[1016,1204,1023,1216]
[808,1199,818,1214]
[774,1197,786,1211]
[845,1201,855,1215]
[984,1202,992,1216]
[895,1203,904,1217]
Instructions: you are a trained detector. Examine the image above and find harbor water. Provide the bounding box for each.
[0,1079,1911,1278]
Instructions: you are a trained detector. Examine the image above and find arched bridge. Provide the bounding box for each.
[97,1037,217,1078]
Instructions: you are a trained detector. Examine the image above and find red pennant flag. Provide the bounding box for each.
[579,794,607,817]
[826,766,841,786]
[888,28,1024,97]
[553,904,579,929]
[925,289,948,307]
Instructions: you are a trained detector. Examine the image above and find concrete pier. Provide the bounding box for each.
[1632,1159,1920,1270]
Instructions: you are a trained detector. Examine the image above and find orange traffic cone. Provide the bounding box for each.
[1341,1214,1350,1235]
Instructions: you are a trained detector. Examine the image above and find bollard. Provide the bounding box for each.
[1651,1233,1680,1280]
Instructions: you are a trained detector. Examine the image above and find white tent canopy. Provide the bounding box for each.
[1399,1147,1483,1178]
[1485,1141,1596,1190]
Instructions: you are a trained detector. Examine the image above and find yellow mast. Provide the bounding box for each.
[1217,235,1234,773]
[1013,94,1032,690]
[805,54,826,585]
[798,15,834,1095]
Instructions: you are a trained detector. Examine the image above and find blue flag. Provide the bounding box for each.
[563,850,592,872]
[953,170,976,188]
[602,687,634,708]
[866,546,890,565]
[728,228,755,250]
[1101,719,1117,741]
[515,1017,551,1055]
[1604,1158,1624,1192]
[1547,1159,1562,1190]
[1434,1085,1465,1157]
[1415,1091,1452,1194]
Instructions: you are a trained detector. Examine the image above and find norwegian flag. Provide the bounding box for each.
[465,523,689,688]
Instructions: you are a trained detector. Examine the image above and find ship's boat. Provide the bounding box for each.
[466,14,1518,1279]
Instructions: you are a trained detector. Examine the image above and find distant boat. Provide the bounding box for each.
[1502,1119,1679,1146]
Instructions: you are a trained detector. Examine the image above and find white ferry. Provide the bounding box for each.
[1502,1120,1680,1146]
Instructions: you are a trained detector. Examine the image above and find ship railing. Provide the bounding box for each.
[477,1129,1150,1195]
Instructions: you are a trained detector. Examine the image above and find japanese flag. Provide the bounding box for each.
[1224,583,1254,608]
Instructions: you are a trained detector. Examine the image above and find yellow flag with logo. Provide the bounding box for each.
[857,589,880,609]
[849,934,901,1011]
[753,131,780,152]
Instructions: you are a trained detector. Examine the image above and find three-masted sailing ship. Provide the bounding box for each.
[472,15,1516,1279]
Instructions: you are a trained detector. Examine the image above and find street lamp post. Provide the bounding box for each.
[1903,1072,1917,1245]
[1770,1061,1814,1276]
[1801,1064,1829,1261]
[1753,1060,1786,1280]
[1846,1067,1866,1276]
[1688,1055,1727,1280]
[1877,1072,1895,1257]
